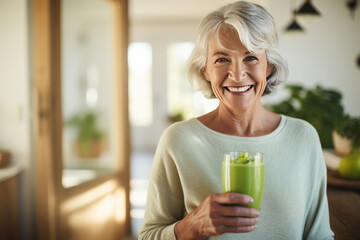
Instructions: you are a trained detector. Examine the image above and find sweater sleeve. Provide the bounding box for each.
[138,128,185,240]
[303,129,334,240]
[303,175,334,240]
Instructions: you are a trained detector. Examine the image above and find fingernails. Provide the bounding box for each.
[248,197,254,203]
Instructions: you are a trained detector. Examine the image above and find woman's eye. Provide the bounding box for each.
[215,58,229,63]
[244,56,258,62]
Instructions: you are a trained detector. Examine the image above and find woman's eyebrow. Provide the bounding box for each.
[212,51,229,57]
[211,50,252,57]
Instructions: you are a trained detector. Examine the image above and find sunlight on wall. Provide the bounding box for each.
[61,179,126,239]
[63,180,117,212]
[128,42,153,126]
[115,187,127,224]
[62,169,98,188]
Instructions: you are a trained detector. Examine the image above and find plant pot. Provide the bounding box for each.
[75,139,104,158]
[332,130,352,157]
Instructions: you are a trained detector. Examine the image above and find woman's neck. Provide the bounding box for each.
[198,103,280,137]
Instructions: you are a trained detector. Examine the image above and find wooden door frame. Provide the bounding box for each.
[33,0,130,239]
[33,0,61,238]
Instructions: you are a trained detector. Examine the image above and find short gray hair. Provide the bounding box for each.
[187,1,288,98]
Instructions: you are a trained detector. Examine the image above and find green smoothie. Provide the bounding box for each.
[222,152,264,210]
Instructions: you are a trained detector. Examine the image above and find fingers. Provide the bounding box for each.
[185,193,260,238]
[220,205,260,218]
[208,193,260,218]
[211,192,254,206]
[201,217,258,237]
[213,216,259,227]
[208,214,259,235]
[215,225,256,235]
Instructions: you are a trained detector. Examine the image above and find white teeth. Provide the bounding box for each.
[227,86,251,92]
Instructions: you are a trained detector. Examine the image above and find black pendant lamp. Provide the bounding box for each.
[285,19,304,31]
[285,10,305,32]
[347,0,358,19]
[296,0,321,16]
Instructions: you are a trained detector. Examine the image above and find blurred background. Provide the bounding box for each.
[0,0,359,239]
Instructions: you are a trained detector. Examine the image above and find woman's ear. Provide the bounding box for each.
[266,63,273,78]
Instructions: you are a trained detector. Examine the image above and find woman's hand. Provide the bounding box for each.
[174,192,260,240]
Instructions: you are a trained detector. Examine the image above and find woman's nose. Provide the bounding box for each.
[228,62,247,82]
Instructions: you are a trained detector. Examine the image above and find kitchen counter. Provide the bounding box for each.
[327,186,360,240]
[324,149,360,239]
[0,163,22,182]
[0,165,21,239]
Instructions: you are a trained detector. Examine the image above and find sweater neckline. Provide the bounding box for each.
[191,115,286,141]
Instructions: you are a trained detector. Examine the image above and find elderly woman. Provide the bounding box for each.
[139,1,334,240]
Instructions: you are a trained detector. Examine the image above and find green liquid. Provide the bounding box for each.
[222,161,264,210]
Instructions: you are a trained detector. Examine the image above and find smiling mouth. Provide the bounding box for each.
[226,85,253,93]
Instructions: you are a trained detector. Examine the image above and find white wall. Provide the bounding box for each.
[0,0,35,239]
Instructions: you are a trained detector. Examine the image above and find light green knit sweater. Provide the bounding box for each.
[139,115,334,240]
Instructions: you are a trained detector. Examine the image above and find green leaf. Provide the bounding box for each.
[268,84,344,148]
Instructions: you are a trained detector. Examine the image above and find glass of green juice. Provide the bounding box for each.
[222,152,264,210]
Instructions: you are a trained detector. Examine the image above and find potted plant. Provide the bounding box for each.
[66,111,105,158]
[268,85,344,148]
[333,115,359,156]
[334,115,360,179]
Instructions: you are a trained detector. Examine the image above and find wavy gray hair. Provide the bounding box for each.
[187,1,288,98]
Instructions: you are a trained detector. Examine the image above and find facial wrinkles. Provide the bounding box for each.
[206,27,269,102]
[252,61,267,96]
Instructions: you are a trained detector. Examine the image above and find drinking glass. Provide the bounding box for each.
[222,152,264,209]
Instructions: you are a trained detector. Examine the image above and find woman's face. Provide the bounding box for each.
[203,27,272,112]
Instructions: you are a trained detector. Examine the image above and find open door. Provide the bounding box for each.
[33,0,130,239]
